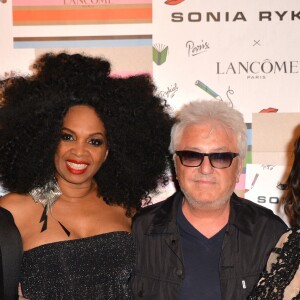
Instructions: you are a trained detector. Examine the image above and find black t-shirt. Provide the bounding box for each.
[177,201,226,300]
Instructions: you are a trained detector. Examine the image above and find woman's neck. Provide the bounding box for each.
[56,178,98,202]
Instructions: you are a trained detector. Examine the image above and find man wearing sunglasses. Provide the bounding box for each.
[131,100,287,300]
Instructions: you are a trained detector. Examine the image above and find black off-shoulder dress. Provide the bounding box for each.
[20,231,135,300]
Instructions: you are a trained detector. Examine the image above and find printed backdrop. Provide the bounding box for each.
[1,0,300,224]
[153,0,300,121]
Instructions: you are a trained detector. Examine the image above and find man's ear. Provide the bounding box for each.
[173,154,178,179]
[236,158,244,183]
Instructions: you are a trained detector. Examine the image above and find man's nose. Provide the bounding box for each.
[198,156,214,174]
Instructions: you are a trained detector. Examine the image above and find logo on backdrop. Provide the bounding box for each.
[64,0,110,5]
[169,10,300,22]
[186,40,210,56]
[171,11,247,22]
[158,83,179,99]
[217,59,299,79]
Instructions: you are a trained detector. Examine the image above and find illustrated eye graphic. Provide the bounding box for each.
[276,183,287,190]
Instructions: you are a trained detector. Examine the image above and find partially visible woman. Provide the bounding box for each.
[0,79,23,300]
[248,137,300,300]
[0,52,173,299]
[0,207,22,300]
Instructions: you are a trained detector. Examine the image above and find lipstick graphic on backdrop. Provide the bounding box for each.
[250,173,259,189]
[195,80,221,100]
[245,173,259,193]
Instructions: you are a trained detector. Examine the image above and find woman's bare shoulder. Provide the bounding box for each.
[0,193,33,213]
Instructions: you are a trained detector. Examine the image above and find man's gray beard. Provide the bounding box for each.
[181,186,231,211]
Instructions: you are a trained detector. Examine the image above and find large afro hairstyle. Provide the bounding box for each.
[0,52,174,215]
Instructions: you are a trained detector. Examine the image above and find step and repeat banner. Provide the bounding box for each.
[1,0,300,224]
[153,0,300,121]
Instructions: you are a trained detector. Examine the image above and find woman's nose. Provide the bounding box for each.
[71,141,87,156]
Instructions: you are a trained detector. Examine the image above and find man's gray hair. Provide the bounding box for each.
[169,100,248,159]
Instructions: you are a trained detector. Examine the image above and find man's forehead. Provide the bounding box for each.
[182,121,235,138]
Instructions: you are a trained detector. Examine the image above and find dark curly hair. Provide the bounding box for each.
[0,52,174,215]
[280,137,300,227]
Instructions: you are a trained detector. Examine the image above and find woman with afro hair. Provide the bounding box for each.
[0,52,174,299]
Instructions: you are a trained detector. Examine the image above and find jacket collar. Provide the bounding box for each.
[146,191,183,235]
[146,191,253,235]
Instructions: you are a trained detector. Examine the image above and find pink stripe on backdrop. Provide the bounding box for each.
[13,0,151,6]
[111,70,152,77]
[235,173,246,190]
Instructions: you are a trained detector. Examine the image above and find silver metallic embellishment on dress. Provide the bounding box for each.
[28,178,70,236]
[29,178,62,214]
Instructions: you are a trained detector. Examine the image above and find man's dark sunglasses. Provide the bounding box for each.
[175,150,239,169]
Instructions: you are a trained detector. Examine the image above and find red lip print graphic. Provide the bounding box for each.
[165,0,185,5]
[259,107,278,113]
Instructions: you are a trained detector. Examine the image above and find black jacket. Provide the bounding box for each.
[0,207,23,300]
[131,191,287,300]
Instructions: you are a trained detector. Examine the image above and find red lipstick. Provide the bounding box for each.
[66,160,89,175]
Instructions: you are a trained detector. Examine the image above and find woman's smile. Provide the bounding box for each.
[66,160,89,174]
